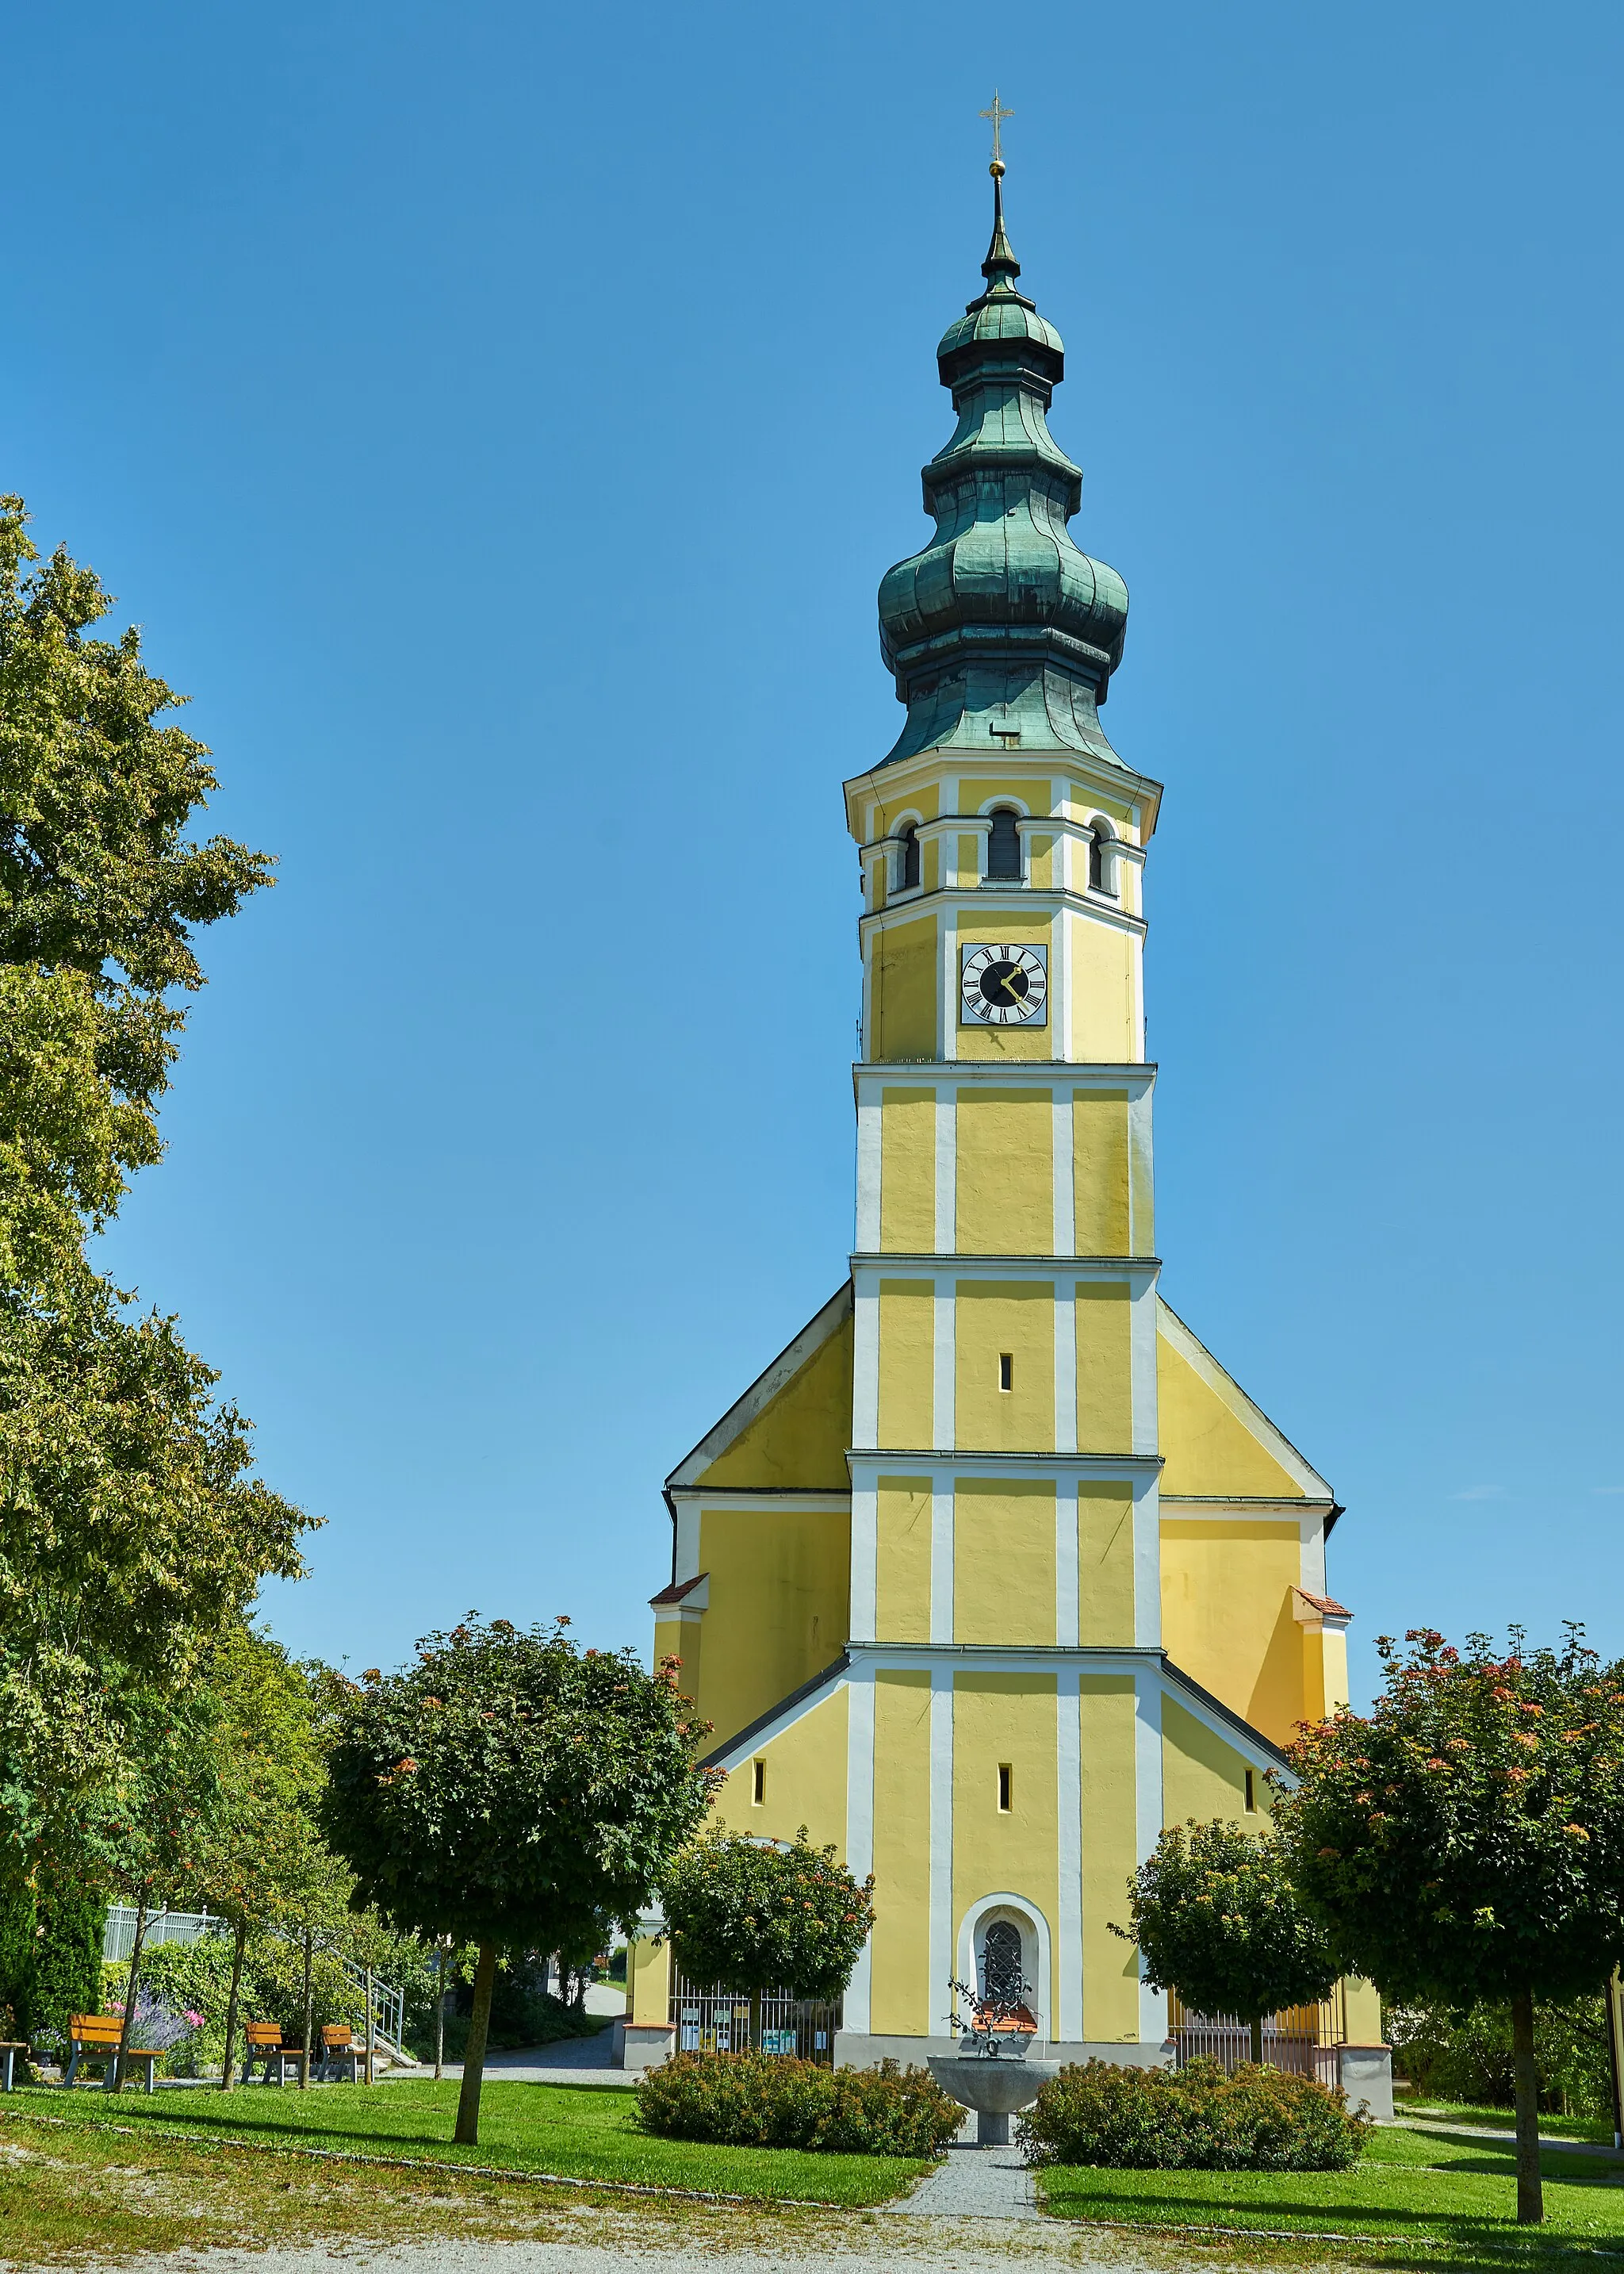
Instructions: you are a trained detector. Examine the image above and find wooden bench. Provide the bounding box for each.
[64,2015,162,2092]
[243,2020,307,2086]
[314,2023,362,2083]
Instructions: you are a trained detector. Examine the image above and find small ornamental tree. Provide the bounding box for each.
[320,1618,714,2146]
[1273,1627,1624,2226]
[660,1826,875,2050]
[1113,1820,1339,2066]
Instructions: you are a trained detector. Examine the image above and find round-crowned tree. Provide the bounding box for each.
[661,1826,875,2050]
[1114,1819,1339,2066]
[320,1618,714,2144]
[1273,1626,1624,2226]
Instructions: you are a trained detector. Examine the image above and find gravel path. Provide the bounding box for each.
[887,2141,1040,2218]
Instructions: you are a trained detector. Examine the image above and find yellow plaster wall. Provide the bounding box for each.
[1076,1283,1132,1450]
[870,1670,933,2035]
[630,1933,670,2024]
[952,1672,1060,2040]
[872,916,937,1061]
[1159,1518,1305,1745]
[955,915,1055,1064]
[1302,1624,1350,1722]
[875,1476,933,1642]
[1161,1694,1268,1829]
[880,1089,936,1252]
[955,1478,1056,1646]
[710,1685,849,1853]
[957,776,1054,815]
[1129,1104,1154,1254]
[1078,1481,1136,1645]
[653,1614,701,1714]
[1074,1092,1131,1256]
[1069,916,1136,1063]
[694,1509,850,1749]
[1156,1325,1304,1498]
[1344,1977,1384,2045]
[696,1312,852,1490]
[1078,1674,1142,2040]
[877,1279,934,1449]
[956,1281,1055,1451]
[956,1087,1053,1254]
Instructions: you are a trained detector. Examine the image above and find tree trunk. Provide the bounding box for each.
[571,1965,585,2016]
[300,1927,313,2092]
[1249,2014,1264,2067]
[113,1891,151,2095]
[435,1940,448,2081]
[749,1988,762,2054]
[1511,1986,1544,2224]
[453,1942,497,2146]
[220,1920,248,2091]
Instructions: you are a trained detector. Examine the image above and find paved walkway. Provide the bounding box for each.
[1396,2113,1624,2161]
[888,2140,1041,2219]
[385,2027,632,2091]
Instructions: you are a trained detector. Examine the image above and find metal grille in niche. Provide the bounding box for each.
[669,1969,841,2066]
[981,1921,1025,2005]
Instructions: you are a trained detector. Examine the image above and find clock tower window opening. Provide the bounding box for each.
[897,821,921,892]
[985,807,1022,880]
[1087,817,1117,896]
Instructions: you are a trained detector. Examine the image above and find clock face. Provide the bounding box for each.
[960,942,1048,1026]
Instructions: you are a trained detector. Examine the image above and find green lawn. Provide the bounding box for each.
[1396,2097,1616,2146]
[2,2080,929,2210]
[1037,2115,1624,2257]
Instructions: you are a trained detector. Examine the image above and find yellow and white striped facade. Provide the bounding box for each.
[631,732,1377,2065]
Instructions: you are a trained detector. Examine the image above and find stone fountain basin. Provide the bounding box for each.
[927,2055,1060,2146]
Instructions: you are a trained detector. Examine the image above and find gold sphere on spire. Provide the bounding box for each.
[990,158,1005,178]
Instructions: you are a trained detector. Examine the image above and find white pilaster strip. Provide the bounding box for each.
[1055,1472,1079,1648]
[1127,1083,1153,1255]
[1055,1665,1083,2042]
[930,1467,955,1645]
[845,1664,877,2031]
[934,1086,957,1256]
[1133,1666,1168,2044]
[852,1278,880,1450]
[856,1084,882,1253]
[929,1664,954,2030]
[1053,1279,1077,1458]
[850,1478,879,1644]
[1132,1475,1162,1650]
[1060,902,1075,1064]
[932,1275,956,1451]
[1051,1087,1073,1258]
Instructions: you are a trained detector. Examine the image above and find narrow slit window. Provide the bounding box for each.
[985,807,1022,880]
[998,1352,1014,1392]
[753,1758,766,1807]
[998,1763,1013,1813]
[1244,1769,1257,1814]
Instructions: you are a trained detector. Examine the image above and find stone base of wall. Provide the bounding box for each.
[833,2033,1175,2070]
[612,2019,676,2070]
[1337,2042,1394,2121]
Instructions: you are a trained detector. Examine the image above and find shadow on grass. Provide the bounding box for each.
[17,2086,546,2159]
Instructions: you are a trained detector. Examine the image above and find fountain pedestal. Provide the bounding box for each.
[926,2054,1059,2146]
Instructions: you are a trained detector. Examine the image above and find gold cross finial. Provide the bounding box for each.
[979,90,1013,174]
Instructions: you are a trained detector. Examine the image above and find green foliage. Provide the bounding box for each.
[320,1619,716,1954]
[1017,2057,1371,2172]
[1389,1996,1614,2117]
[634,2050,962,2157]
[1113,1818,1339,2027]
[0,1867,36,2026]
[28,1874,104,2041]
[660,1827,875,2004]
[1274,1628,1624,2007]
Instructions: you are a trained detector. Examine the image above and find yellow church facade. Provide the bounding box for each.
[626,171,1386,2100]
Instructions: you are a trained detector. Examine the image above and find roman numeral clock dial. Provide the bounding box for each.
[960,942,1048,1026]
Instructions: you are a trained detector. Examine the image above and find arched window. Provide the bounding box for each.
[1087,818,1115,895]
[898,821,921,892]
[981,1920,1025,2006]
[986,807,1021,880]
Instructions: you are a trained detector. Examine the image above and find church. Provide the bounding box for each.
[624,149,1388,2111]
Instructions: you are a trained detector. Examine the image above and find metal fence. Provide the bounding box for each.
[669,1969,841,2066]
[103,1907,407,2057]
[1169,1984,1346,2083]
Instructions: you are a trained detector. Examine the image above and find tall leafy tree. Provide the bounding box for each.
[1113,1818,1339,2066]
[0,494,311,1843]
[321,1619,715,2145]
[660,1826,875,2051]
[1274,1626,1624,2225]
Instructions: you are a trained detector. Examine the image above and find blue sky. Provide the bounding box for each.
[6,2,1622,1708]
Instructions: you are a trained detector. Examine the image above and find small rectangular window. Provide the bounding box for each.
[998,1352,1013,1392]
[998,1763,1013,1813]
[1244,1769,1257,1814]
[753,1758,766,1807]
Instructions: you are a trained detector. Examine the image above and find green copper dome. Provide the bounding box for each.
[877,182,1128,765]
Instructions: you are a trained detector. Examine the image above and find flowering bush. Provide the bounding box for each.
[1017,2057,1369,2172]
[636,2051,961,2157]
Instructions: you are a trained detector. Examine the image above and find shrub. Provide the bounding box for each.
[1018,2057,1371,2172]
[636,2051,962,2157]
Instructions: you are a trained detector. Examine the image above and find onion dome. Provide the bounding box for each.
[877,170,1129,766]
